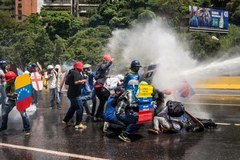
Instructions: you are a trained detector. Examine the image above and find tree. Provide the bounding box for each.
[226,1,240,24]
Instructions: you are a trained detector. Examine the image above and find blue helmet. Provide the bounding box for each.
[130,60,141,68]
[0,60,7,64]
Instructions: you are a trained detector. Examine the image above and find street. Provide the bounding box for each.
[0,90,240,160]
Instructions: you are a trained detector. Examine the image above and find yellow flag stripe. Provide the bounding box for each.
[15,74,31,89]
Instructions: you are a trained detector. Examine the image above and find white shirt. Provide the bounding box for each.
[46,70,57,89]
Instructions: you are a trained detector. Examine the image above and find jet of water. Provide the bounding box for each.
[107,18,240,92]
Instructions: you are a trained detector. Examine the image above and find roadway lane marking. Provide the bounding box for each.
[0,143,109,160]
[215,122,231,126]
[216,123,240,126]
[185,102,240,106]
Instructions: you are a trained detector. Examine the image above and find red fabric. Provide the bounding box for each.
[94,83,103,89]
[137,110,152,124]
[73,61,83,71]
[16,96,32,112]
[180,85,189,97]
[102,54,112,61]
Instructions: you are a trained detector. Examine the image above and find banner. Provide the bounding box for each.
[189,6,228,33]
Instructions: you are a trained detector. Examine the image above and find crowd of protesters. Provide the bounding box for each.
[0,55,215,142]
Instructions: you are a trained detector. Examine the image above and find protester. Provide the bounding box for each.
[82,64,97,116]
[115,89,140,142]
[55,64,63,109]
[124,60,142,90]
[29,63,39,105]
[94,54,113,121]
[0,61,7,115]
[103,86,126,133]
[45,65,60,109]
[62,61,87,129]
[0,71,31,135]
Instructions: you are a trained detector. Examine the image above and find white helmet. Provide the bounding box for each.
[117,74,124,81]
[47,65,54,69]
[55,64,61,69]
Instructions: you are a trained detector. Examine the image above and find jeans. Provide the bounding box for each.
[82,91,97,115]
[63,96,84,125]
[117,112,139,135]
[49,88,60,108]
[1,99,30,130]
[81,92,93,115]
[31,87,38,104]
[0,84,7,114]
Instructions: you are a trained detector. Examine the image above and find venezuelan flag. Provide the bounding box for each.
[15,74,32,112]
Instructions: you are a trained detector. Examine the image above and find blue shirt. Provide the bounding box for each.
[123,70,140,90]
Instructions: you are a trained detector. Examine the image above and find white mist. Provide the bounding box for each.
[107,18,197,90]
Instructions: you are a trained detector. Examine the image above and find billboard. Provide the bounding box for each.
[189,6,228,33]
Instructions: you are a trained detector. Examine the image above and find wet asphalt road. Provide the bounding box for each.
[0,90,240,160]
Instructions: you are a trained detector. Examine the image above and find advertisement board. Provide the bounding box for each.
[189,6,228,33]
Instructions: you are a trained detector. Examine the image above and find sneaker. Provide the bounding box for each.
[103,121,109,133]
[75,123,87,129]
[118,132,131,143]
[24,130,31,136]
[62,120,68,125]
[148,129,159,135]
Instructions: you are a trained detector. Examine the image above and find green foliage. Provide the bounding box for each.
[0,11,17,30]
[187,32,221,61]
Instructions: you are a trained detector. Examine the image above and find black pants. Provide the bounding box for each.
[95,87,110,118]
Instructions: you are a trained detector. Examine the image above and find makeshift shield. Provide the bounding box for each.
[15,74,32,112]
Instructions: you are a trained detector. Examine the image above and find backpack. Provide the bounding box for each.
[65,69,74,85]
[167,100,185,117]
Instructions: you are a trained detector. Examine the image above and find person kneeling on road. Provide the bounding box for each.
[103,86,126,133]
[115,89,140,143]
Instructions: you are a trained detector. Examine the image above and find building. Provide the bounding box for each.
[16,0,37,21]
[0,0,38,21]
[43,0,100,17]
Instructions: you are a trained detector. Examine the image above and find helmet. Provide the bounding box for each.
[55,64,61,69]
[47,65,54,70]
[0,60,7,64]
[130,60,142,68]
[31,63,37,67]
[114,86,124,93]
[73,61,83,71]
[83,64,92,69]
[116,74,124,81]
[5,71,17,82]
[102,54,112,61]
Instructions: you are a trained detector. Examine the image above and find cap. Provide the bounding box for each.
[74,61,83,71]
[102,54,112,61]
[47,65,54,69]
[83,64,92,68]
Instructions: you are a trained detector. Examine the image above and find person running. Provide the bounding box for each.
[62,61,87,129]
